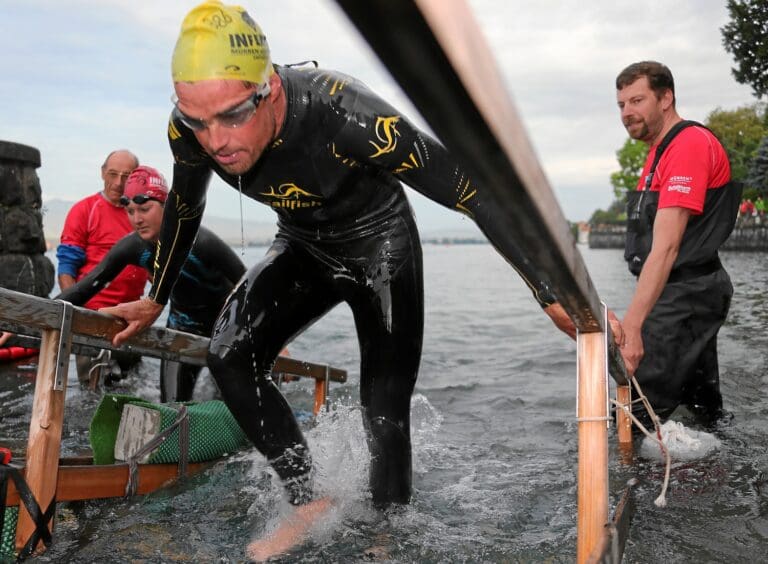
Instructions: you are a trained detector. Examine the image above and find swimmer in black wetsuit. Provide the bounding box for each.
[103,2,574,558]
[60,165,245,401]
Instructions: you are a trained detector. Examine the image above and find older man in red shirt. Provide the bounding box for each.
[56,149,149,383]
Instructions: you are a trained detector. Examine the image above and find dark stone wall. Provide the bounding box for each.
[589,223,768,252]
[587,226,626,250]
[721,224,768,251]
[0,140,55,297]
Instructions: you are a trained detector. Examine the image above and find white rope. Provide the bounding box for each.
[237,176,246,258]
[612,375,671,507]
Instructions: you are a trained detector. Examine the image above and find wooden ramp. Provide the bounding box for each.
[0,287,347,557]
[333,1,633,561]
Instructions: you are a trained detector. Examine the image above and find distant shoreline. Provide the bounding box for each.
[43,236,492,250]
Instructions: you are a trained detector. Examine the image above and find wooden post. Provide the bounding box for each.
[616,385,633,445]
[616,384,634,465]
[313,379,327,416]
[15,328,69,554]
[577,331,609,564]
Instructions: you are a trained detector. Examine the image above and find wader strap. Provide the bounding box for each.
[125,405,190,497]
[632,120,702,214]
[643,120,703,191]
[0,462,55,560]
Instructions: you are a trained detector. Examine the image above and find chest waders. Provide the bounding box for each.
[623,121,743,424]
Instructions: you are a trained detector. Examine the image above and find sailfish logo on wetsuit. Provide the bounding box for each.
[369,116,401,158]
[454,175,478,217]
[259,183,323,210]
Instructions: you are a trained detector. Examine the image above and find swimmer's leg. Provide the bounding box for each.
[160,359,202,402]
[350,230,424,506]
[208,240,340,504]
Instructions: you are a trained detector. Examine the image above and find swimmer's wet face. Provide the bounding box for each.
[174,78,280,175]
[171,84,270,131]
[126,199,164,242]
[122,165,169,241]
[171,1,278,175]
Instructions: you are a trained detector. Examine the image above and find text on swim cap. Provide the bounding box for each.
[229,33,267,48]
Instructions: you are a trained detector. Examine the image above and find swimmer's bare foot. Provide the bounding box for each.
[246,497,333,561]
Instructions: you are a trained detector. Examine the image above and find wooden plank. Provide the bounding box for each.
[333,0,629,387]
[5,459,210,506]
[586,480,636,564]
[0,288,347,383]
[313,378,328,416]
[15,329,68,553]
[335,0,601,330]
[333,4,631,562]
[275,356,347,384]
[577,332,609,563]
[615,385,633,446]
[0,288,209,365]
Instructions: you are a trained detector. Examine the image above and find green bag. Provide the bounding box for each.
[89,394,248,466]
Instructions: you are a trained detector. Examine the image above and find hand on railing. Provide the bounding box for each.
[618,322,643,376]
[608,310,625,348]
[543,303,576,339]
[0,331,11,346]
[544,303,625,347]
[99,297,165,347]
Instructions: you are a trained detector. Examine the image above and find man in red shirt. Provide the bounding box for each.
[56,149,149,383]
[616,61,742,426]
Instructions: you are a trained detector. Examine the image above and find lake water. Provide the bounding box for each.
[1,244,767,563]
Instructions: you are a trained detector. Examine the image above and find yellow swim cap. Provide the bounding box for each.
[171,1,273,85]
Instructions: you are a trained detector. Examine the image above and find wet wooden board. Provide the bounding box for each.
[0,287,346,383]
[586,480,637,564]
[5,457,211,506]
[332,2,631,562]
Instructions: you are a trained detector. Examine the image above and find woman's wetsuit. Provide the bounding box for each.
[57,226,245,401]
[154,65,557,506]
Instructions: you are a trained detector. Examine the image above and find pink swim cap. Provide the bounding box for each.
[123,166,169,204]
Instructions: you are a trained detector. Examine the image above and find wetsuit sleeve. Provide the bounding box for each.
[196,228,246,285]
[55,234,144,305]
[149,116,213,306]
[336,90,556,307]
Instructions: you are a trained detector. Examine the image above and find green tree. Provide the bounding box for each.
[589,199,626,226]
[705,104,768,181]
[610,138,649,202]
[747,135,768,193]
[721,0,768,99]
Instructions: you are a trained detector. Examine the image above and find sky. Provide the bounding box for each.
[0,0,756,234]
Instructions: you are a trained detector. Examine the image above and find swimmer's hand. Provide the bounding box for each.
[0,331,12,347]
[247,497,333,562]
[544,302,576,339]
[99,298,164,347]
[544,303,625,347]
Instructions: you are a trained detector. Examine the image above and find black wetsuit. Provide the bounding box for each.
[57,227,245,401]
[155,65,556,505]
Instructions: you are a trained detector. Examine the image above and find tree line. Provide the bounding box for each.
[590,0,768,226]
